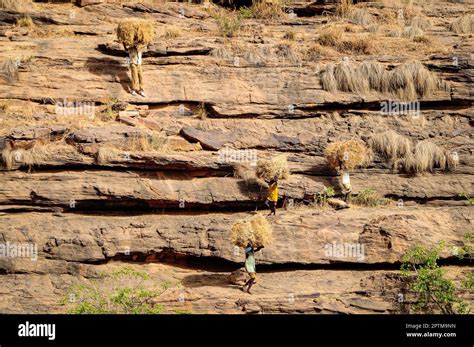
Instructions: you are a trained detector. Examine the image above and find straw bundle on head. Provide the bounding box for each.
[325,138,369,171]
[230,214,273,248]
[255,154,290,182]
[117,19,155,48]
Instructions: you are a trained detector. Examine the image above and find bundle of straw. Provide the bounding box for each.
[230,214,273,248]
[255,154,290,181]
[325,138,369,171]
[117,19,154,48]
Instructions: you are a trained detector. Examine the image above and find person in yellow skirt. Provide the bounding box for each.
[266,177,278,216]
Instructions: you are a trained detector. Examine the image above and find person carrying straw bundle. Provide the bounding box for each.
[230,214,273,294]
[117,19,154,97]
[255,155,289,216]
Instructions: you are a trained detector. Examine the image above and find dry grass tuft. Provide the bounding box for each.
[388,61,438,100]
[358,60,386,90]
[449,14,474,34]
[369,130,412,163]
[349,8,375,26]
[321,64,337,93]
[325,138,370,171]
[410,16,432,30]
[212,9,242,38]
[318,27,374,54]
[256,154,290,182]
[336,0,353,18]
[1,143,76,170]
[250,0,286,20]
[231,214,273,248]
[402,140,447,174]
[321,60,439,100]
[161,26,181,40]
[401,25,424,39]
[274,43,301,65]
[334,60,369,93]
[0,59,19,84]
[117,19,154,47]
[283,30,296,41]
[15,15,33,27]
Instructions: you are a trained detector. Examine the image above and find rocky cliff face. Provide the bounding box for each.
[0,0,472,314]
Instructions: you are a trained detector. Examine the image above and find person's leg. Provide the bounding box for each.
[268,201,276,216]
[137,64,144,92]
[246,273,256,294]
[130,64,139,92]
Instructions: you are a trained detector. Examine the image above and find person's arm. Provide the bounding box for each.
[255,246,264,252]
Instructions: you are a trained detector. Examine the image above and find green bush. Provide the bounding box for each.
[61,267,173,314]
[401,242,469,314]
[315,186,335,206]
[212,11,242,38]
[350,188,389,207]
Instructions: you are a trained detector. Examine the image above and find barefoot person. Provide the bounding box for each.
[242,244,264,294]
[125,43,145,97]
[266,178,278,216]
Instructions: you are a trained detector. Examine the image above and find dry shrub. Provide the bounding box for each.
[230,214,273,248]
[16,15,33,27]
[0,59,19,84]
[161,26,181,40]
[321,60,439,100]
[321,64,337,93]
[358,60,386,90]
[334,60,369,93]
[251,0,286,20]
[1,143,75,170]
[388,61,438,100]
[369,130,412,163]
[318,27,373,54]
[117,19,154,48]
[256,154,290,181]
[273,43,301,65]
[402,140,450,174]
[305,43,325,60]
[340,35,374,54]
[349,8,375,26]
[211,8,241,38]
[0,0,32,11]
[283,30,296,41]
[336,0,353,17]
[410,16,432,30]
[318,27,343,47]
[243,48,266,67]
[449,14,474,34]
[325,138,370,171]
[402,25,424,39]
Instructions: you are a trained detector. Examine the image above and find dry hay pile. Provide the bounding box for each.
[255,154,290,181]
[320,60,439,101]
[117,19,154,48]
[325,138,370,171]
[402,140,457,174]
[369,130,412,162]
[230,214,273,248]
